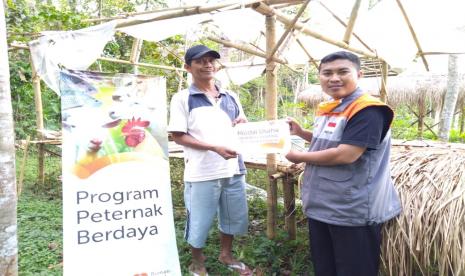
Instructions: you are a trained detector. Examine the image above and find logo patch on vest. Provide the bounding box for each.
[323,121,337,135]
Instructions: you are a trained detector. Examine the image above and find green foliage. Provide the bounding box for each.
[448,129,465,143]
[17,194,63,276]
[16,149,63,275]
[6,0,89,41]
[7,0,90,139]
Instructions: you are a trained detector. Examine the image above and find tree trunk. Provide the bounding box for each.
[0,2,18,275]
[439,54,460,141]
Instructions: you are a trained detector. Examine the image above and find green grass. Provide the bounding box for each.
[16,150,312,275]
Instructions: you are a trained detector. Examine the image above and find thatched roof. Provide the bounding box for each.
[382,141,465,276]
[298,73,465,109]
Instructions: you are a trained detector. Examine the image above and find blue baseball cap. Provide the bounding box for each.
[184,45,220,65]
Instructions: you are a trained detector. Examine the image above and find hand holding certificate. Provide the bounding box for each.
[233,120,291,154]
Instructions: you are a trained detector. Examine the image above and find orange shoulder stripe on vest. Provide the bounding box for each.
[341,94,392,120]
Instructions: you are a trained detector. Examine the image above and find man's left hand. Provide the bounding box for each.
[285,150,304,164]
[232,117,248,126]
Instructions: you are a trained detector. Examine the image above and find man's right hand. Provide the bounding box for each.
[287,117,303,136]
[212,146,238,159]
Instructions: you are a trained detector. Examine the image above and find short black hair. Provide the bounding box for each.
[319,51,361,71]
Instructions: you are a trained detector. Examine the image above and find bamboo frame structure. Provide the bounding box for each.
[15,0,421,242]
[253,2,379,59]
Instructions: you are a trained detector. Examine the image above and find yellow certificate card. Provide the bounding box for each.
[234,120,291,154]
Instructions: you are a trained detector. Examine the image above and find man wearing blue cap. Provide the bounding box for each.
[168,45,252,276]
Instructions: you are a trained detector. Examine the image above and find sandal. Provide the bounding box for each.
[188,263,209,276]
[221,261,253,275]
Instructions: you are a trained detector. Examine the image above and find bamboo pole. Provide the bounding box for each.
[97,56,186,71]
[283,174,296,240]
[156,41,184,63]
[9,43,183,72]
[422,51,465,55]
[253,2,379,59]
[87,0,303,23]
[460,103,464,135]
[317,0,373,52]
[129,38,143,74]
[380,60,388,102]
[265,15,278,240]
[207,35,288,65]
[417,92,425,139]
[17,136,31,197]
[395,0,429,71]
[29,50,45,187]
[267,0,310,61]
[342,0,362,45]
[116,1,258,28]
[84,4,204,23]
[295,37,319,68]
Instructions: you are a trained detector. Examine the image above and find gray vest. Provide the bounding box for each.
[302,91,402,226]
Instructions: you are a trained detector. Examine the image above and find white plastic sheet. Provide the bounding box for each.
[29,21,116,94]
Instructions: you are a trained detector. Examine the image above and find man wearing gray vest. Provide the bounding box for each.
[286,51,401,276]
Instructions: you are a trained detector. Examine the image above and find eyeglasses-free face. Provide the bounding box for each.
[318,59,362,100]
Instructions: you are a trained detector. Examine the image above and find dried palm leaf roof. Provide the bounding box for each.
[298,73,465,109]
[381,142,465,276]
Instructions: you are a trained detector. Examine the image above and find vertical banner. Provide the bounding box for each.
[60,70,181,276]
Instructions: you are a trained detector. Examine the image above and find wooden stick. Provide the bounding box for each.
[417,92,425,138]
[116,0,271,29]
[283,174,296,240]
[98,56,185,71]
[17,136,31,197]
[9,43,184,72]
[267,0,310,61]
[207,35,288,64]
[422,51,465,55]
[29,48,45,187]
[296,37,319,68]
[342,0,362,44]
[129,38,143,74]
[265,15,278,240]
[84,4,204,23]
[380,60,388,102]
[253,2,379,59]
[395,0,429,71]
[87,0,303,23]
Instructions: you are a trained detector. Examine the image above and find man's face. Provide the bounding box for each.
[185,55,218,82]
[318,59,362,100]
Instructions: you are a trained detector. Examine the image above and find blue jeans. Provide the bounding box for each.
[184,174,248,248]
